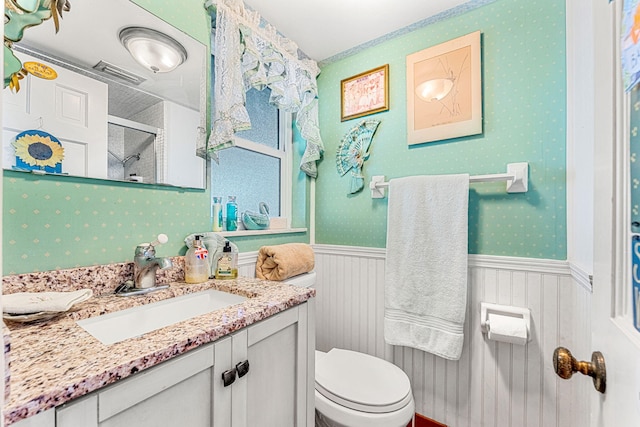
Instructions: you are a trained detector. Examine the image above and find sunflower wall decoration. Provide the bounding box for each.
[13,129,65,173]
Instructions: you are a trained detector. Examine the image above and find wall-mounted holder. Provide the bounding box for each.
[369,175,387,198]
[480,302,531,345]
[369,162,529,199]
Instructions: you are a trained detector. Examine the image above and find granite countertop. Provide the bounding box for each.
[2,274,314,426]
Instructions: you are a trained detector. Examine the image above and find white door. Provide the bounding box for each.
[589,0,640,425]
[3,51,108,178]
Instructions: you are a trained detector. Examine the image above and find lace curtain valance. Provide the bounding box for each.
[203,0,324,178]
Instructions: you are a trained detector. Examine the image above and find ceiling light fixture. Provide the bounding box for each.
[119,27,188,74]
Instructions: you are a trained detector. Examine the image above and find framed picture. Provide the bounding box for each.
[341,64,389,121]
[406,31,482,145]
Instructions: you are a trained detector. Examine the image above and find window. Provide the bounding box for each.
[210,87,292,230]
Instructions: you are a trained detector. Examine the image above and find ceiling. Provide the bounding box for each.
[242,0,481,63]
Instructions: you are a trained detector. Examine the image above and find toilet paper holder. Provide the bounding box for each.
[480,302,531,342]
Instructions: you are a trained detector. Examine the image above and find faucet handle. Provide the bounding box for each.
[136,234,169,259]
[150,233,169,247]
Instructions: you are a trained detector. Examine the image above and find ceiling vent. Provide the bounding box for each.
[93,61,146,86]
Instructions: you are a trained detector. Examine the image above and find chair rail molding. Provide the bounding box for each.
[312,244,573,276]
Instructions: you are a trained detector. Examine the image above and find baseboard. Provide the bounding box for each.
[409,413,448,427]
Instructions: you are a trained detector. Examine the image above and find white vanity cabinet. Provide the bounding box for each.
[11,301,314,427]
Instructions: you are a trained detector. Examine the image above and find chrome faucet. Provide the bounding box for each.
[134,243,173,289]
[113,234,172,296]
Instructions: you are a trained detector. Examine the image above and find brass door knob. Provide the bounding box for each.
[553,347,606,393]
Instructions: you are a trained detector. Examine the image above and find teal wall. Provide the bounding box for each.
[2,0,309,275]
[315,0,567,259]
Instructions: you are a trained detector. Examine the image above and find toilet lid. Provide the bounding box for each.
[315,349,412,414]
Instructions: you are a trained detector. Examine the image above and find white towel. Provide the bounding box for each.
[384,174,469,360]
[3,289,93,314]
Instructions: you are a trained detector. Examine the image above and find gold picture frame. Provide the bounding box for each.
[340,64,389,121]
[406,31,482,145]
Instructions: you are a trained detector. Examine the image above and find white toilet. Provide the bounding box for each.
[285,272,415,427]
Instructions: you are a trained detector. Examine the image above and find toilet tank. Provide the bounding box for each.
[283,271,316,288]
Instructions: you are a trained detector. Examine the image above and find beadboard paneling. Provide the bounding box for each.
[312,245,592,427]
[238,252,258,278]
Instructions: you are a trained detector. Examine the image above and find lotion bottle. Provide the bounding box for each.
[212,196,223,232]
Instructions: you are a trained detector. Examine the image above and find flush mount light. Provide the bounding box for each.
[415,78,454,102]
[119,27,188,74]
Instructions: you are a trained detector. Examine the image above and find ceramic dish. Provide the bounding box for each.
[2,311,62,323]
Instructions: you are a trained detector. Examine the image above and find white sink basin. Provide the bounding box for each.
[77,289,247,345]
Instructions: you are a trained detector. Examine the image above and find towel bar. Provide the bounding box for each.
[369,162,528,198]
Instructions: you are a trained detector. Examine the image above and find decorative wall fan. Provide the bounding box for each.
[336,119,380,194]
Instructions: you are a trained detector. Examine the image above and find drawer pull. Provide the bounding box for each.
[236,360,250,378]
[222,368,236,387]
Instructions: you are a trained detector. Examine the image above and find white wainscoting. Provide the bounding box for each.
[238,252,259,278]
[312,244,592,427]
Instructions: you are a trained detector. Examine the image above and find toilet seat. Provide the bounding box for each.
[315,349,412,414]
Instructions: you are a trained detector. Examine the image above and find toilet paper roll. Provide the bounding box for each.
[487,313,528,345]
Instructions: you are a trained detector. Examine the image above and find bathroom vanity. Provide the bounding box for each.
[2,265,315,427]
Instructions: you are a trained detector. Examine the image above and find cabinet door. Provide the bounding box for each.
[10,408,55,427]
[56,343,214,427]
[56,395,97,427]
[246,310,298,426]
[231,304,311,427]
[97,344,214,427]
[213,336,234,427]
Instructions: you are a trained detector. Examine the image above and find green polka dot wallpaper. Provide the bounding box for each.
[3,173,210,274]
[315,0,567,259]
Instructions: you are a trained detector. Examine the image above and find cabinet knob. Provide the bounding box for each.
[236,360,250,378]
[222,368,237,387]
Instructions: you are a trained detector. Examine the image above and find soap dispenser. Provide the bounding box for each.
[215,240,238,280]
[185,235,209,283]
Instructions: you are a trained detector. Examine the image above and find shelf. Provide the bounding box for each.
[216,228,307,238]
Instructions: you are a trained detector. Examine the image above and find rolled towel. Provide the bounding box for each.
[256,243,315,281]
[3,289,93,314]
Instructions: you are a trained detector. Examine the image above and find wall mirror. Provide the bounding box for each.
[2,0,207,189]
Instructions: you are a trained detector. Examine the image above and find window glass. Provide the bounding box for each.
[211,147,281,219]
[211,68,288,230]
[236,88,279,149]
